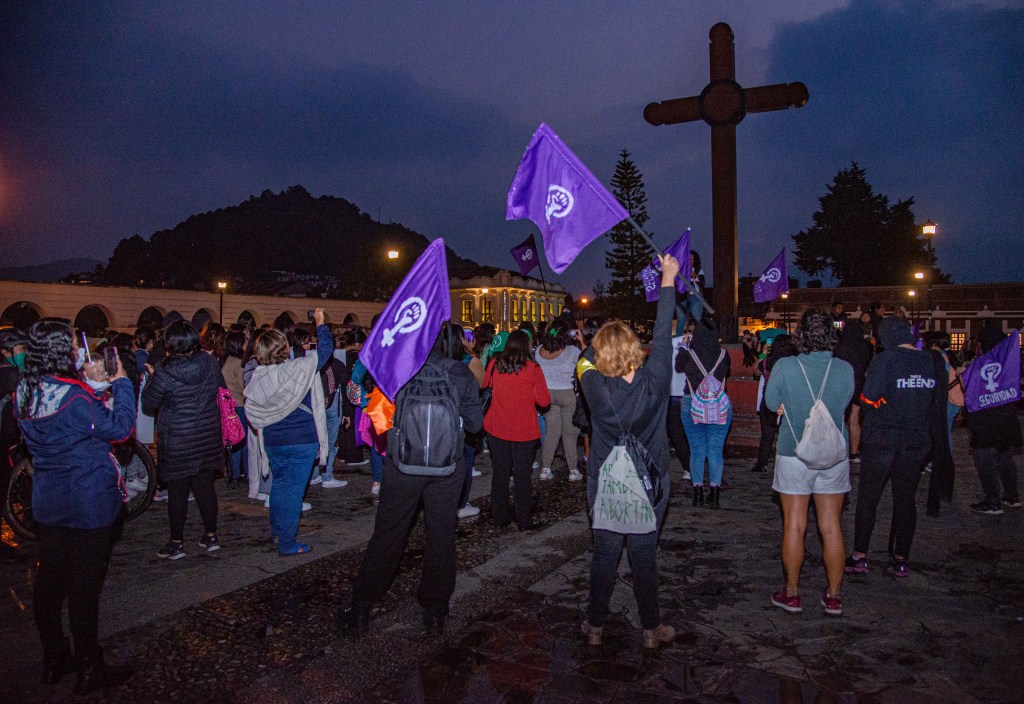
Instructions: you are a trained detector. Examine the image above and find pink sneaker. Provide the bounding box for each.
[820,589,842,616]
[770,588,803,613]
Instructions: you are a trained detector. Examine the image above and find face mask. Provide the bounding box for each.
[11,352,26,371]
[84,378,111,393]
[75,348,87,370]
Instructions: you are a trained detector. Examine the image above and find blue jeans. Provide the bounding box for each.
[460,438,477,507]
[265,442,318,553]
[371,446,383,484]
[228,406,248,480]
[681,396,731,486]
[314,394,343,482]
[946,402,959,451]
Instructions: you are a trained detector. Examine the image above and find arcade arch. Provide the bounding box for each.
[74,304,115,336]
[137,306,165,329]
[1,301,44,329]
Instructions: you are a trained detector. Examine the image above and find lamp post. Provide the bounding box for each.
[387,250,399,260]
[908,289,917,323]
[216,281,228,325]
[922,220,937,260]
[780,292,789,332]
[914,271,929,329]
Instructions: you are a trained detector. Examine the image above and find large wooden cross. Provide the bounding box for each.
[644,22,808,342]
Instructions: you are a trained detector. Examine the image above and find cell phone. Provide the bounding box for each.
[103,347,118,376]
[307,310,316,322]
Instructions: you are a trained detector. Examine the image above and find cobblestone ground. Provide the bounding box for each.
[2,425,1022,703]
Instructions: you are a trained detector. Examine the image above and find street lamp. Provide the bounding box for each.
[780,292,789,332]
[216,281,228,325]
[914,272,925,280]
[387,250,399,260]
[908,289,917,322]
[922,220,937,259]
[580,297,589,304]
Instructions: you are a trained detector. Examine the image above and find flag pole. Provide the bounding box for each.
[626,217,715,316]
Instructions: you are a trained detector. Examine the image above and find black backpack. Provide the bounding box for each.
[389,360,463,477]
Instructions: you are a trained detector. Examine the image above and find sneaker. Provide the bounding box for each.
[198,534,221,552]
[681,470,691,481]
[301,502,312,512]
[153,489,168,502]
[568,469,583,482]
[346,458,369,467]
[849,454,860,464]
[532,461,540,469]
[126,478,149,492]
[157,541,186,560]
[322,478,348,489]
[309,474,323,486]
[471,468,482,477]
[820,589,842,616]
[970,500,1004,515]
[770,588,802,613]
[457,504,481,519]
[254,492,269,501]
[891,558,910,578]
[371,482,381,496]
[1001,497,1023,509]
[844,555,869,574]
[539,468,554,481]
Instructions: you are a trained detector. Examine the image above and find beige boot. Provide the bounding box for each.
[642,624,676,649]
[580,621,603,646]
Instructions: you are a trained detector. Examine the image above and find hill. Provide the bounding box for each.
[99,185,478,300]
[0,258,102,283]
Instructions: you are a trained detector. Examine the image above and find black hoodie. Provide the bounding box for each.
[675,321,730,392]
[860,318,938,436]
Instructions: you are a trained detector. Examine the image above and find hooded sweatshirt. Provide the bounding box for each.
[860,318,938,436]
[675,321,730,393]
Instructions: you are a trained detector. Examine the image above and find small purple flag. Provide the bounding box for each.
[753,248,789,303]
[640,229,692,302]
[962,330,1021,413]
[361,239,451,400]
[506,123,628,274]
[510,234,540,276]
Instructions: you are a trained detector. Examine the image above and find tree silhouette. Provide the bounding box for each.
[604,150,655,328]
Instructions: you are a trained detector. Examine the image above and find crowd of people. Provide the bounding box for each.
[1,268,1022,692]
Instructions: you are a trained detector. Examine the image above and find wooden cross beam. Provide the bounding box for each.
[644,22,808,343]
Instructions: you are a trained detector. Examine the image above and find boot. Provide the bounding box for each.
[642,624,676,649]
[74,647,132,695]
[692,486,704,506]
[708,486,720,509]
[41,637,76,684]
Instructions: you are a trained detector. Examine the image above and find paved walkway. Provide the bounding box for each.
[2,424,1022,703]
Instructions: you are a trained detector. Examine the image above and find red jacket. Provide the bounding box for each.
[483,359,551,441]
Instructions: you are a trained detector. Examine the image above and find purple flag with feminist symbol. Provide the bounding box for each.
[361,239,452,400]
[510,234,540,276]
[640,229,691,302]
[753,248,789,302]
[962,330,1021,413]
[506,123,628,274]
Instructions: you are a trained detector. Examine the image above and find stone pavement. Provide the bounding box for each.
[2,424,1022,703]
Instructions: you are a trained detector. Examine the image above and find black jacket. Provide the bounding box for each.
[141,351,225,481]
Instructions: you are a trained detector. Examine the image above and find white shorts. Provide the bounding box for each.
[772,454,851,495]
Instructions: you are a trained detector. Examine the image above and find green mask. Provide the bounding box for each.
[11,352,26,371]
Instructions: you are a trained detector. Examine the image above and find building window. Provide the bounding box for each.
[949,332,965,351]
[531,301,537,321]
[512,299,519,322]
[462,300,473,322]
[482,299,493,322]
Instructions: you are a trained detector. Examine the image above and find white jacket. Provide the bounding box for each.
[244,355,328,467]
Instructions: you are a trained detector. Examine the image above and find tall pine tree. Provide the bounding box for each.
[605,150,655,328]
[793,163,947,285]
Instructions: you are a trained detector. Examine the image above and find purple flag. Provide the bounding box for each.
[962,330,1021,413]
[506,123,628,274]
[361,239,451,400]
[510,234,540,276]
[640,229,692,301]
[753,248,789,303]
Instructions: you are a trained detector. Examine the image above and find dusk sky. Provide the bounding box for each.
[1,1,1022,296]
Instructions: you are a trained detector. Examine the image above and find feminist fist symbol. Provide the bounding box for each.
[545,185,574,223]
[381,297,427,347]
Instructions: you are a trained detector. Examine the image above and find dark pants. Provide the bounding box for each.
[666,398,690,472]
[755,408,778,470]
[489,436,538,529]
[34,523,116,660]
[588,530,660,630]
[340,415,364,464]
[459,432,481,507]
[352,456,463,616]
[166,470,218,541]
[853,431,930,558]
[973,447,1020,504]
